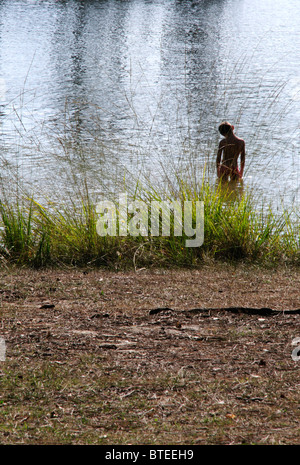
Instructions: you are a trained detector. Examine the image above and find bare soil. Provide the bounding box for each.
[0,263,299,445]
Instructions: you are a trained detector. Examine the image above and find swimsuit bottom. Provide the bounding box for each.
[219,165,241,178]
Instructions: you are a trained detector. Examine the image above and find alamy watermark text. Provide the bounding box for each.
[95,193,204,247]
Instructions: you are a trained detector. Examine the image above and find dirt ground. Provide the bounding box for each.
[0,263,299,445]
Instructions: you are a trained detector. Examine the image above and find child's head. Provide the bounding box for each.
[218,121,234,137]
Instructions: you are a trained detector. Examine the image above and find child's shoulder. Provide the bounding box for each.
[234,134,245,143]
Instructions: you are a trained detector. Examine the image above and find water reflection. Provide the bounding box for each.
[216,177,245,205]
[0,0,298,208]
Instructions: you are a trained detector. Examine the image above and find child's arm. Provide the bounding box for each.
[240,141,245,177]
[216,142,223,177]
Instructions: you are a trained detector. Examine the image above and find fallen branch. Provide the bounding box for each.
[149,307,300,316]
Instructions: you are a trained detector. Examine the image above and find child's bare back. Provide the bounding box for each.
[216,122,245,181]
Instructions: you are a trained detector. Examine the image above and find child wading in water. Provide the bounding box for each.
[216,122,245,181]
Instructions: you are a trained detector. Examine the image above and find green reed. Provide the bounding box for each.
[0,171,299,269]
[0,50,299,269]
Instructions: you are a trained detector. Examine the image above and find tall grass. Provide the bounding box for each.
[0,47,299,269]
[0,172,299,269]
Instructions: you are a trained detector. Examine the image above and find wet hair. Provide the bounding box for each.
[218,121,233,136]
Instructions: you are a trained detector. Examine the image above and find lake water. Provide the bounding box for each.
[0,0,299,208]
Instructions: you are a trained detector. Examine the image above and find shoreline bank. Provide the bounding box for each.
[0,263,299,445]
